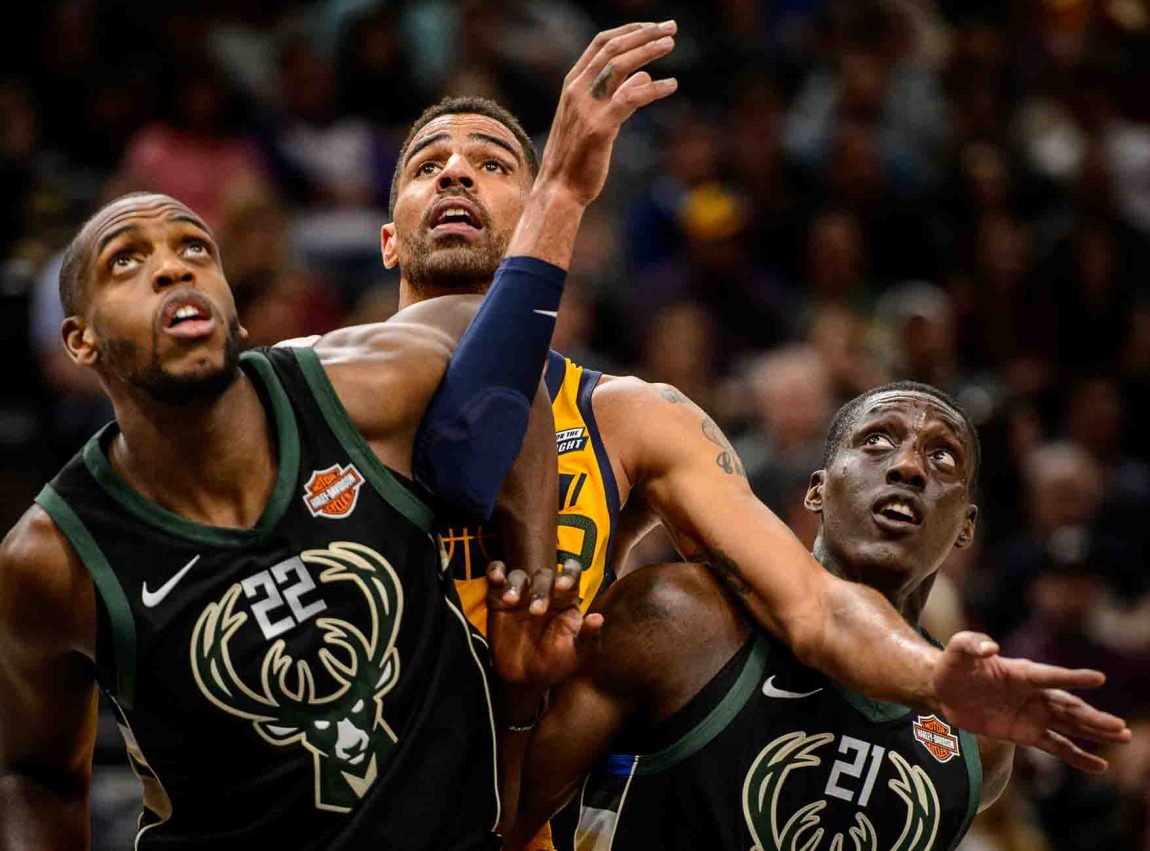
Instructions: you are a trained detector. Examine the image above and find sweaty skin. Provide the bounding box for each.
[0,22,683,848]
[0,193,561,850]
[504,391,1124,847]
[384,68,1133,765]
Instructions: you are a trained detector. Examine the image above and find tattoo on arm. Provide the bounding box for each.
[701,417,746,478]
[590,64,614,100]
[659,386,689,404]
[689,546,753,600]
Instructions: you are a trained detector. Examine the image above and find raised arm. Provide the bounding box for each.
[0,508,100,851]
[601,379,1130,768]
[319,21,679,520]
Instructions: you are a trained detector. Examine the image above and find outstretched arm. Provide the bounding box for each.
[0,508,99,851]
[601,380,1130,769]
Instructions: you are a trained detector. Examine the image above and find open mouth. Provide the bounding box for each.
[160,293,216,340]
[872,493,923,531]
[429,198,484,235]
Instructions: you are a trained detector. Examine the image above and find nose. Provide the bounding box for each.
[152,252,195,291]
[437,153,476,191]
[886,445,927,490]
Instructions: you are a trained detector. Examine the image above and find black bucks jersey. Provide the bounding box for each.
[577,634,981,851]
[36,347,500,850]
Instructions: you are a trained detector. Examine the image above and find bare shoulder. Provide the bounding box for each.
[591,375,740,481]
[591,374,698,418]
[586,561,749,697]
[312,294,483,365]
[0,505,95,658]
[307,296,484,444]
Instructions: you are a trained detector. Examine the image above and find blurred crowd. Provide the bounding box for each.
[2,0,1149,848]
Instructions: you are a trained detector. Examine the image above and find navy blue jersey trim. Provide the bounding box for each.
[576,366,620,589]
[545,350,567,403]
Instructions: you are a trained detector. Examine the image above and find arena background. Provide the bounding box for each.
[2,0,1148,847]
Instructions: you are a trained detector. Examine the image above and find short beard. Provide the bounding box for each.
[400,230,509,295]
[100,317,244,407]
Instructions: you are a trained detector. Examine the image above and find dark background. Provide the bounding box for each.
[1,1,1148,847]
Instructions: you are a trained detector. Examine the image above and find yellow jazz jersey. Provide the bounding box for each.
[441,351,621,635]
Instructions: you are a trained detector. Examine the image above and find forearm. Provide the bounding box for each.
[0,772,89,850]
[798,573,942,710]
[413,258,566,519]
[664,486,943,709]
[492,384,559,577]
[506,184,586,270]
[496,683,549,838]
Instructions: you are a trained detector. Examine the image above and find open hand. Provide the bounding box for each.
[538,21,679,206]
[933,631,1132,772]
[487,559,604,687]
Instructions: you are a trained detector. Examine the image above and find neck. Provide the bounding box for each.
[397,274,492,309]
[106,370,277,529]
[811,534,934,626]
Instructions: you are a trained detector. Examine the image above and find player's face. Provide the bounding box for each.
[66,195,246,405]
[809,391,977,588]
[385,113,533,292]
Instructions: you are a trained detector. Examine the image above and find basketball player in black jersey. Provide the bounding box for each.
[505,383,1132,850]
[0,24,680,849]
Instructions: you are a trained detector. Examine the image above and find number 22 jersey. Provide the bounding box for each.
[37,347,501,850]
[576,633,982,851]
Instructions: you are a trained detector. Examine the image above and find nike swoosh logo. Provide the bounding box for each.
[533,309,559,319]
[762,676,823,700]
[141,555,202,608]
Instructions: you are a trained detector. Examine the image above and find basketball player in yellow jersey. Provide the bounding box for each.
[381,25,1120,786]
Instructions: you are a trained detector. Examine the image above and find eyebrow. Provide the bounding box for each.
[167,212,212,235]
[469,132,521,162]
[94,223,140,257]
[860,404,965,439]
[404,132,450,167]
[403,131,523,168]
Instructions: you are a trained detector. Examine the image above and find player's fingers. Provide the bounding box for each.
[611,73,678,120]
[553,559,584,608]
[1036,729,1109,773]
[575,612,605,654]
[486,560,507,588]
[567,22,654,83]
[584,20,671,84]
[1045,690,1131,741]
[586,34,675,102]
[529,567,556,616]
[503,569,530,606]
[1025,662,1106,691]
[949,631,1000,658]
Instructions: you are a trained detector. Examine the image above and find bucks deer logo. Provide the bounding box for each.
[191,542,404,813]
[742,731,942,851]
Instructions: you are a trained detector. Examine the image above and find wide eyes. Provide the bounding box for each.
[108,238,209,272]
[863,433,894,449]
[931,448,957,471]
[863,432,960,472]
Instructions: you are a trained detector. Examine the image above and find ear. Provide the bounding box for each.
[804,470,826,514]
[381,223,399,270]
[61,316,99,367]
[955,504,978,549]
